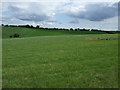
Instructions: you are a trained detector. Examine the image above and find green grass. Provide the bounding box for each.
[2,26,106,38]
[2,33,118,88]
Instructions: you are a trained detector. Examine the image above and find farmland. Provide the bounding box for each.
[2,27,118,88]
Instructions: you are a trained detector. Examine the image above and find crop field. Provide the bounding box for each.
[2,27,118,88]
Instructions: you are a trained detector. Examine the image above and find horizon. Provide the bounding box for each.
[1,24,119,31]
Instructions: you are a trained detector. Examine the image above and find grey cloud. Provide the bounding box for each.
[69,19,79,24]
[66,3,118,21]
[8,5,21,12]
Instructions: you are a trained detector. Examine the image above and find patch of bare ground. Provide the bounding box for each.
[86,38,118,40]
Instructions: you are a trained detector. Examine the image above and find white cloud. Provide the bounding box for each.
[2,2,57,22]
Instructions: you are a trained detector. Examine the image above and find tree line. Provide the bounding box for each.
[1,24,119,34]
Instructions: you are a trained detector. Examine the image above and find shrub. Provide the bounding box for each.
[9,35,13,38]
[13,33,20,38]
[9,33,20,38]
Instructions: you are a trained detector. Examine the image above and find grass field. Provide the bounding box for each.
[2,27,118,88]
[2,27,106,39]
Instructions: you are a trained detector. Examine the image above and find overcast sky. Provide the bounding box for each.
[0,0,119,30]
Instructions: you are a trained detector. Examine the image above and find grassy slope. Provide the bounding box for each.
[3,34,118,88]
[2,27,106,38]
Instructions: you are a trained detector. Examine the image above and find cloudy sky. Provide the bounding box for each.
[0,0,119,30]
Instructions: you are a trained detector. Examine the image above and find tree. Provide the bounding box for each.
[36,25,40,28]
[30,25,34,28]
[82,28,86,31]
[70,28,74,31]
[1,24,4,26]
[26,24,30,28]
[75,29,77,31]
[5,25,9,27]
